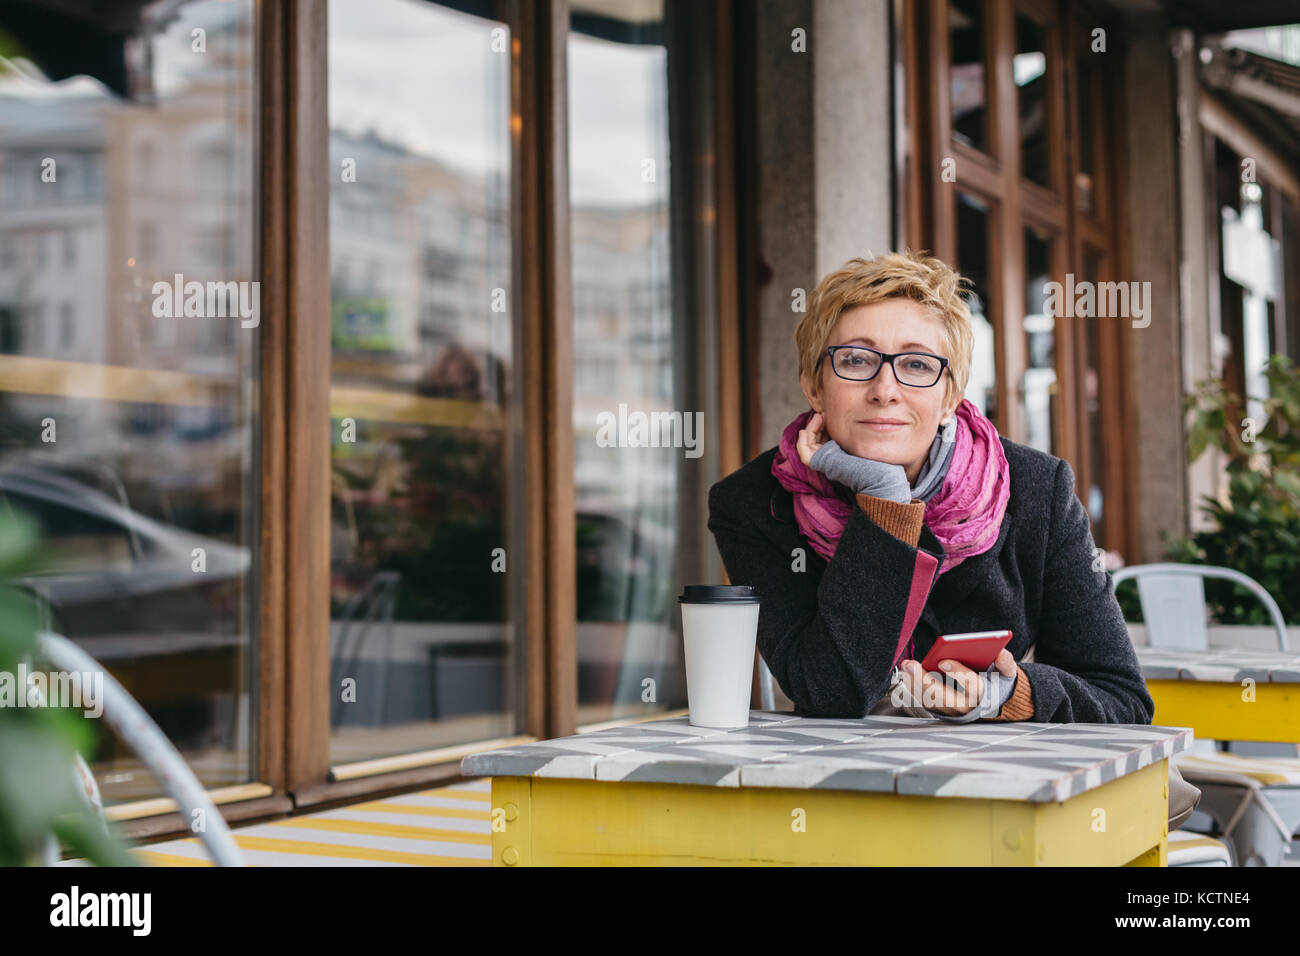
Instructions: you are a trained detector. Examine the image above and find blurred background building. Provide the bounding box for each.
[0,0,1297,838]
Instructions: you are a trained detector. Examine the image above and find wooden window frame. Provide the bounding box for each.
[123,0,743,837]
[902,0,1135,560]
[281,0,573,810]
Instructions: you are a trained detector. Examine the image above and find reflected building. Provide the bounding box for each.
[0,0,258,802]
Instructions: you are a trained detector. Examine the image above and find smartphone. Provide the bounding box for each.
[919,629,1013,673]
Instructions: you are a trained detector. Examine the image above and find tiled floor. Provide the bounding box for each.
[130,779,491,866]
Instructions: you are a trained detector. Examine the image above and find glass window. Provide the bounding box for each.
[568,0,718,726]
[327,0,522,764]
[0,0,259,804]
[1022,225,1057,453]
[949,0,990,154]
[1075,58,1096,215]
[955,192,998,424]
[1082,247,1106,544]
[1016,14,1050,188]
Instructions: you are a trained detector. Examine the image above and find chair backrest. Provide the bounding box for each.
[35,632,245,867]
[1110,563,1289,652]
[330,570,401,726]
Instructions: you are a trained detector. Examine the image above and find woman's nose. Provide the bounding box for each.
[867,362,904,400]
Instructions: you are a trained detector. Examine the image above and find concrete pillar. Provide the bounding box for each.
[1119,15,1192,560]
[813,0,894,279]
[753,0,894,455]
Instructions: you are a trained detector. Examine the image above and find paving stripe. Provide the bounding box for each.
[115,781,497,866]
[230,833,488,865]
[397,788,492,803]
[343,800,486,820]
[271,816,490,844]
[133,849,215,867]
[138,839,420,867]
[445,780,491,791]
[306,807,490,832]
[384,793,491,808]
[236,824,490,858]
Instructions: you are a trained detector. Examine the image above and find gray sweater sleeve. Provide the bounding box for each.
[923,664,1018,722]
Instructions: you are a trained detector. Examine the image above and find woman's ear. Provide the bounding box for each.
[941,389,960,426]
[799,369,823,413]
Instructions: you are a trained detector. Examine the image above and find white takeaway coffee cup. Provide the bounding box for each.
[678,584,761,729]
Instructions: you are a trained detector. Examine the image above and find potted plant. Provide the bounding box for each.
[1115,354,1300,630]
[0,511,137,865]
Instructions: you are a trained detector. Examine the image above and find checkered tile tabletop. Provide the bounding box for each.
[1135,646,1300,682]
[461,712,1193,803]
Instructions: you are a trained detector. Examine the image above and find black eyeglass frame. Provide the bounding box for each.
[820,345,950,387]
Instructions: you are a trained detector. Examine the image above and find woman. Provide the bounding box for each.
[707,251,1200,824]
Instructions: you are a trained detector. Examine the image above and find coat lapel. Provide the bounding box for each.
[769,488,795,525]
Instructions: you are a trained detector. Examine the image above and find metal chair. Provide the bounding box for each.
[33,631,245,867]
[1112,563,1299,865]
[1110,562,1288,652]
[1168,752,1300,866]
[329,570,401,728]
[1167,827,1233,866]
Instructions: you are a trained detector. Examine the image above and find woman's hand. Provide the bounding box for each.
[807,440,912,504]
[799,410,911,501]
[797,411,828,467]
[899,649,1017,717]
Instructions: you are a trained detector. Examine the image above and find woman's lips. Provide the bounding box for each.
[859,420,908,432]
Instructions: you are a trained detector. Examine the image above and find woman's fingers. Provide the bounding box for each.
[901,660,981,714]
[932,660,981,713]
[994,648,1017,678]
[797,412,826,466]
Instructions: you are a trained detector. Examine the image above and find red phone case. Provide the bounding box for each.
[919,630,1013,672]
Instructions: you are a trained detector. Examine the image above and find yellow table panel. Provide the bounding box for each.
[1146,680,1300,743]
[488,759,1170,866]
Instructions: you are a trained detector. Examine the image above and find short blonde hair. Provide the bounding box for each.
[796,250,973,409]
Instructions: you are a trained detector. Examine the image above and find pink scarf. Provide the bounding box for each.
[770,399,1009,574]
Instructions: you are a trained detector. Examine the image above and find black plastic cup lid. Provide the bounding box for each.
[678,585,760,604]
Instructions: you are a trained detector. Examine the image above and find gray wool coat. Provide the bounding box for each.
[706,436,1156,724]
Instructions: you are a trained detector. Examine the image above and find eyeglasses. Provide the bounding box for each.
[822,345,949,388]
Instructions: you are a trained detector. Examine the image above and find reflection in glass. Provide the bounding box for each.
[0,0,258,803]
[1022,226,1056,453]
[1075,59,1095,215]
[569,0,716,725]
[956,193,997,424]
[327,0,521,764]
[949,0,989,153]
[1082,249,1106,543]
[1016,14,1050,187]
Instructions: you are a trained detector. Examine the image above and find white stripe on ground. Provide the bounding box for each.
[303,808,490,832]
[233,824,490,858]
[439,781,490,791]
[372,794,490,810]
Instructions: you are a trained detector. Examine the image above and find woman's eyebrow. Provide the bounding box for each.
[841,336,936,352]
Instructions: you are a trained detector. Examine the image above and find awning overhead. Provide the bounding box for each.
[0,0,156,98]
[1201,43,1300,165]
[1167,1,1300,33]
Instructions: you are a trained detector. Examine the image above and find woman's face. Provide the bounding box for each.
[800,299,960,483]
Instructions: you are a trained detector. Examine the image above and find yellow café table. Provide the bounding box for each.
[1135,646,1300,743]
[460,711,1192,866]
